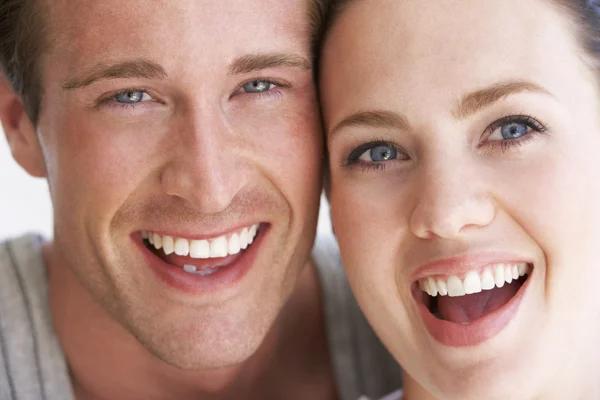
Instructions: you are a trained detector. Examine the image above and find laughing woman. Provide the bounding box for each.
[319,0,600,399]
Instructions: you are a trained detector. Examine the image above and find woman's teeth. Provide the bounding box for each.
[142,224,259,259]
[418,263,531,298]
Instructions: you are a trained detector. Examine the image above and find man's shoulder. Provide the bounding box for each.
[0,232,43,268]
[0,234,48,309]
[0,233,46,297]
[0,234,73,400]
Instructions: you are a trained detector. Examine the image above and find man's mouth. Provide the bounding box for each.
[416,262,532,324]
[142,224,260,277]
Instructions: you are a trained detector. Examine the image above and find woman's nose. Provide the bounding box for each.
[409,159,495,240]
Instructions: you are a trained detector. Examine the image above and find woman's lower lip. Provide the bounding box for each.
[416,275,531,347]
[134,226,266,295]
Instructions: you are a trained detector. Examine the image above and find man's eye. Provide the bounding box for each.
[242,80,276,94]
[114,90,152,104]
[358,144,398,162]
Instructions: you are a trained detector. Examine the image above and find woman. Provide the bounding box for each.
[319,0,600,399]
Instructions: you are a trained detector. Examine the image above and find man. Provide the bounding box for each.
[0,0,402,399]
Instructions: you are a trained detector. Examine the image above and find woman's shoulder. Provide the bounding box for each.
[380,390,403,400]
[359,390,403,400]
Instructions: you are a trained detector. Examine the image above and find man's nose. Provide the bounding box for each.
[160,110,245,214]
[409,158,495,240]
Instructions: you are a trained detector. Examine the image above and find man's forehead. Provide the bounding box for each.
[46,0,312,74]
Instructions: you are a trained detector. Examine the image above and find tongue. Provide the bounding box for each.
[437,282,520,324]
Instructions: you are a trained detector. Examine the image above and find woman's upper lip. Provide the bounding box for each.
[410,251,534,281]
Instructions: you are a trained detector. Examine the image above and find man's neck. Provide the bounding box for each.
[44,243,336,400]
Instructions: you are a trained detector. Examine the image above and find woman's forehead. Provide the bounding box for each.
[320,0,590,122]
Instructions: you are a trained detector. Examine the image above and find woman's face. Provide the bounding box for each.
[321,0,600,398]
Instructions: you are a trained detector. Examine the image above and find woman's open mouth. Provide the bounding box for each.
[413,262,533,346]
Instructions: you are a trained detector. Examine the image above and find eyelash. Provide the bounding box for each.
[96,78,290,110]
[482,114,548,152]
[342,114,549,172]
[342,139,402,172]
[96,87,154,110]
[232,78,291,101]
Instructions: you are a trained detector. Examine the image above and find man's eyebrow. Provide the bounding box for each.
[228,53,311,75]
[328,110,412,142]
[453,80,552,119]
[62,59,167,90]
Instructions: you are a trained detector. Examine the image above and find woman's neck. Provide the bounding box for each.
[402,373,437,400]
[401,351,600,400]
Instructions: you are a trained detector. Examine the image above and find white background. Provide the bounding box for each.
[0,125,53,240]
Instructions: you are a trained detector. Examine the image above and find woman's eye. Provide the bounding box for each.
[489,122,532,141]
[482,115,547,151]
[358,144,398,162]
[114,90,152,104]
[242,80,276,94]
[344,141,409,170]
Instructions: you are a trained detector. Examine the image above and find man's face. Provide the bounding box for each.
[35,0,322,369]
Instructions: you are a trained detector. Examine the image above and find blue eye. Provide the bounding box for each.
[115,90,150,104]
[499,122,530,140]
[242,80,275,94]
[488,115,546,142]
[359,144,398,162]
[345,140,405,168]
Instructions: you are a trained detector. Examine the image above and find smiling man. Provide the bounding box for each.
[0,0,401,399]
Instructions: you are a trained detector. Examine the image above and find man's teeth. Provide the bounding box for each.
[183,264,220,276]
[143,224,259,259]
[174,237,189,256]
[418,262,531,298]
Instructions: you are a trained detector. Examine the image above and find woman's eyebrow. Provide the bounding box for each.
[453,80,553,119]
[328,80,553,143]
[328,109,412,143]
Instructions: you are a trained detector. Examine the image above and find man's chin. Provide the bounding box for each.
[140,332,264,371]
[79,230,299,371]
[118,298,280,371]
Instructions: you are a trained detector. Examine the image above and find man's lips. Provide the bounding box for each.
[135,223,266,294]
[147,243,242,273]
[143,223,259,260]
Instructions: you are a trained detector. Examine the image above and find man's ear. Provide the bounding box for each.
[0,75,47,178]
